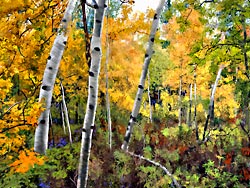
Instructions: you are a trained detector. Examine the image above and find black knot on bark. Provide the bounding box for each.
[82,128,86,132]
[124,133,131,142]
[40,120,46,124]
[138,85,144,89]
[47,55,51,60]
[104,4,107,8]
[90,85,94,89]
[62,19,67,22]
[137,98,141,101]
[130,115,137,122]
[94,47,100,51]
[48,67,53,70]
[89,104,94,110]
[94,4,99,9]
[89,71,95,77]
[145,54,149,58]
[151,38,155,42]
[96,20,101,23]
[42,85,51,91]
[154,14,158,20]
[63,41,67,45]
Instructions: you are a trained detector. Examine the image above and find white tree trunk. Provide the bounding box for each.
[105,2,112,150]
[34,0,77,154]
[193,70,198,141]
[61,102,66,134]
[77,0,106,187]
[202,65,224,141]
[188,84,192,126]
[147,70,153,123]
[178,77,182,127]
[60,81,73,145]
[121,0,165,151]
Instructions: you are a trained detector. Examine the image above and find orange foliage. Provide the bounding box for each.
[178,145,189,155]
[223,151,234,170]
[240,167,250,181]
[9,149,45,173]
[241,147,250,157]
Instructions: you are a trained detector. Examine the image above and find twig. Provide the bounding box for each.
[199,0,214,7]
[1,101,22,118]
[127,151,181,188]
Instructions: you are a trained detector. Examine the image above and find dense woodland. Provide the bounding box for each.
[0,0,250,187]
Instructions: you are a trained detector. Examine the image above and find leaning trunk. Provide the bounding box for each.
[60,81,73,145]
[202,65,224,141]
[77,0,106,187]
[34,0,77,154]
[121,0,165,151]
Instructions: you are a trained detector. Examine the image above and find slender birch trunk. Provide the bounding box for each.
[178,77,182,127]
[61,102,66,134]
[105,1,112,150]
[60,81,73,145]
[188,84,192,127]
[147,70,153,123]
[49,112,55,147]
[193,69,198,141]
[77,1,106,187]
[34,0,77,154]
[202,65,224,141]
[121,0,165,151]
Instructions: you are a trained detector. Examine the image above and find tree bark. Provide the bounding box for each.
[34,0,77,154]
[202,65,224,141]
[61,102,66,134]
[105,1,112,150]
[193,68,198,141]
[188,84,192,127]
[178,77,182,127]
[60,81,73,145]
[121,0,165,151]
[147,70,153,123]
[77,0,106,187]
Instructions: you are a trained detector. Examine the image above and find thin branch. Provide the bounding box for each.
[1,101,22,118]
[199,0,214,7]
[128,151,181,188]
[0,123,32,133]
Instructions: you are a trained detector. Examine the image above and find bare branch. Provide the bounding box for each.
[200,0,214,7]
[1,101,22,118]
[128,151,182,188]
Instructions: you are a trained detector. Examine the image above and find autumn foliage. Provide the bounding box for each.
[0,0,250,187]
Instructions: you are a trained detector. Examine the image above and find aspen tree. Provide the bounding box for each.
[77,0,106,187]
[202,65,224,141]
[105,0,112,150]
[60,81,73,145]
[34,0,78,154]
[121,0,165,151]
